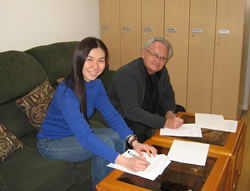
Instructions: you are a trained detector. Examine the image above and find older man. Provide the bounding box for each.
[108,37,184,143]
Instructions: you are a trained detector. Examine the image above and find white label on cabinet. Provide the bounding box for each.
[167,28,177,32]
[192,28,203,33]
[121,26,130,31]
[101,26,109,30]
[143,27,153,31]
[218,29,230,34]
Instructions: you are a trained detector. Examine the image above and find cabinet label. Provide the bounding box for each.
[218,29,230,34]
[192,28,203,33]
[167,28,177,32]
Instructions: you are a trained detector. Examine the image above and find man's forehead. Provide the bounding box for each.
[149,41,167,49]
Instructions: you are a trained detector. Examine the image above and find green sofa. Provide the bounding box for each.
[0,41,114,191]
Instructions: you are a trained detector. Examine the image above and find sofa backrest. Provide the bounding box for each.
[0,51,48,137]
[26,41,78,87]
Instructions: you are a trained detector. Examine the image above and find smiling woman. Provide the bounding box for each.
[36,37,157,189]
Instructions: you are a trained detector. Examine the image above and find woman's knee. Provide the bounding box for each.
[94,128,124,148]
[37,137,92,162]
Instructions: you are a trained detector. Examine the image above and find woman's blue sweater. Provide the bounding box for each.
[38,79,132,162]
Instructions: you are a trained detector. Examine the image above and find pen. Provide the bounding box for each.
[128,151,150,165]
[128,150,139,158]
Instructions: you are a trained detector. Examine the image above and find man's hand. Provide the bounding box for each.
[164,111,183,129]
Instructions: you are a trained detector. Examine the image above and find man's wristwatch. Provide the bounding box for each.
[126,134,138,148]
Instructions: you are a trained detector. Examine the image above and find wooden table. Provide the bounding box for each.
[96,138,230,191]
[151,112,247,191]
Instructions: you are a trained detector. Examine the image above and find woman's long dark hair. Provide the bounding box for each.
[64,37,109,120]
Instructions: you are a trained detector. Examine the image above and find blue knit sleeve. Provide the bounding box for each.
[94,80,133,139]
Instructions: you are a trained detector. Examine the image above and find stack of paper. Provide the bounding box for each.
[160,123,202,137]
[107,149,171,180]
[195,113,238,132]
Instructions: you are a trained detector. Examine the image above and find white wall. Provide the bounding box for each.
[0,0,99,51]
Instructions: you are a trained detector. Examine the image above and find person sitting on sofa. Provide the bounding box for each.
[108,37,185,143]
[37,37,157,188]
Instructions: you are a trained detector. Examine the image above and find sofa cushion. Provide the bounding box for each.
[0,132,92,191]
[26,41,78,86]
[16,81,54,131]
[0,51,48,104]
[0,123,23,162]
[0,145,76,191]
[0,101,35,138]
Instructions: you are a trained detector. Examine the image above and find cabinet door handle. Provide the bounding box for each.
[121,26,130,31]
[143,27,153,31]
[166,28,177,32]
[101,26,110,30]
[192,28,203,33]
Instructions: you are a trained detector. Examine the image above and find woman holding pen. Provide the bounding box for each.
[37,37,157,189]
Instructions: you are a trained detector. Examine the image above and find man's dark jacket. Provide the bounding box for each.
[108,58,176,128]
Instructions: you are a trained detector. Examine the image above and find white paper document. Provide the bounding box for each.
[168,140,209,166]
[160,123,202,137]
[195,113,225,130]
[223,120,238,133]
[195,113,238,132]
[107,149,171,180]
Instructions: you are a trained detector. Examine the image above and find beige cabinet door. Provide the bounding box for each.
[142,0,164,48]
[100,0,120,70]
[211,0,245,118]
[164,0,189,108]
[187,0,216,113]
[120,0,142,66]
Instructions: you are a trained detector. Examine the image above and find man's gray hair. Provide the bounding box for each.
[144,37,174,59]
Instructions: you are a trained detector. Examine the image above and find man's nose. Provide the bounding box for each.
[154,56,161,63]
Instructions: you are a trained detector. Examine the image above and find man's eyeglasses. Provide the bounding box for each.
[145,49,168,63]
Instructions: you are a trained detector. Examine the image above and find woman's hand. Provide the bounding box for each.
[115,141,157,172]
[115,154,150,172]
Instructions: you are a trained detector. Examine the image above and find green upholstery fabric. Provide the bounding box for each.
[0,51,47,104]
[0,132,92,191]
[0,97,36,138]
[1,146,75,191]
[26,42,78,86]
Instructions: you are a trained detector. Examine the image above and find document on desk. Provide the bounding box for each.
[107,149,171,180]
[168,140,209,166]
[223,120,238,133]
[195,113,238,132]
[160,123,202,137]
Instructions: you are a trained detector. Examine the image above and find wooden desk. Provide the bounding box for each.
[96,139,230,191]
[151,112,247,191]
